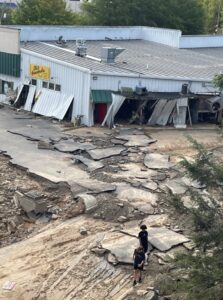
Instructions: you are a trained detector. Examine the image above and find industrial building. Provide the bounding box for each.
[0,25,223,127]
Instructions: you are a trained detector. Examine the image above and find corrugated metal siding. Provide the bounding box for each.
[32,89,74,120]
[180,35,223,49]
[21,52,92,125]
[0,52,20,77]
[24,85,36,111]
[91,75,216,94]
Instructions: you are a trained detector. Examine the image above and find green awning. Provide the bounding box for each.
[91,90,112,104]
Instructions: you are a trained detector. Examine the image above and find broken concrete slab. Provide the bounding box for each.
[121,226,189,252]
[54,139,96,153]
[78,194,98,213]
[144,153,174,170]
[154,246,188,262]
[88,147,125,160]
[108,163,156,182]
[147,227,190,251]
[116,184,157,206]
[116,133,156,147]
[14,191,47,214]
[142,182,158,191]
[142,214,169,227]
[115,183,157,214]
[111,139,126,145]
[74,155,104,172]
[38,140,54,150]
[165,178,188,195]
[70,180,116,197]
[101,232,139,264]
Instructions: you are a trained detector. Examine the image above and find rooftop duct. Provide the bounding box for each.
[101,47,125,63]
[76,39,87,57]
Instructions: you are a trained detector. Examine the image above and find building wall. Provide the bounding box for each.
[19,26,142,42]
[91,74,217,94]
[21,51,92,125]
[180,35,223,49]
[0,27,20,54]
[142,27,181,48]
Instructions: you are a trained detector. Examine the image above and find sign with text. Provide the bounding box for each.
[29,64,50,80]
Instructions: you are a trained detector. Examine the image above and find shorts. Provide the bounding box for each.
[142,244,148,253]
[134,264,144,270]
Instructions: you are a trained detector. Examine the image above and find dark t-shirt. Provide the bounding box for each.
[134,251,145,267]
[138,230,148,246]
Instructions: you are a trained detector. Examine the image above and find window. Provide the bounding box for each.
[41,81,61,92]
[42,81,48,88]
[31,79,37,86]
[55,84,61,91]
[49,83,54,90]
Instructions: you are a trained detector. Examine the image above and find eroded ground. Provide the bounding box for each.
[0,106,222,300]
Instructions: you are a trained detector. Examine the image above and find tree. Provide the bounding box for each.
[161,137,223,299]
[13,0,76,25]
[81,0,206,34]
[200,0,223,33]
[0,6,14,25]
[213,73,223,90]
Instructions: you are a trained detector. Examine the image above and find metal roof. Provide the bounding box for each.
[190,47,223,60]
[21,40,223,81]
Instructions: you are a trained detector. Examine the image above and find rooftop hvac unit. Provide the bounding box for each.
[101,47,125,63]
[76,39,87,57]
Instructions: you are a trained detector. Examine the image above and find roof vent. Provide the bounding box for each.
[76,39,87,57]
[101,47,125,63]
[56,36,67,48]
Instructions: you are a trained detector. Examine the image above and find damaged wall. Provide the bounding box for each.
[91,74,217,94]
[21,51,92,125]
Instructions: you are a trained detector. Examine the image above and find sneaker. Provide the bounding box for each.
[133,280,137,287]
[138,277,142,283]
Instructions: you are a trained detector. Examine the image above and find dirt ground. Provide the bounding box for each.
[0,108,222,300]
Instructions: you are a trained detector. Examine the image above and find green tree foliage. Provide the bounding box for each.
[0,6,14,25]
[81,0,206,34]
[199,0,223,33]
[167,138,223,299]
[13,0,76,25]
[213,73,223,90]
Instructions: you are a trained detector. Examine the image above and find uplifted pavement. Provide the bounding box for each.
[0,108,114,193]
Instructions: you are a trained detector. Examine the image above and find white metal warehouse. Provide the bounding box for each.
[1,25,223,126]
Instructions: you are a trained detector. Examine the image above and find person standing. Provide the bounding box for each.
[133,246,145,286]
[138,224,149,254]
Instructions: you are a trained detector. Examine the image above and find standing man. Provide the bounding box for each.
[138,224,149,254]
[133,246,145,286]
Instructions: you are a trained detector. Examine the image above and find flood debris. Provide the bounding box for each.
[54,139,95,152]
[14,191,47,214]
[87,147,125,160]
[116,134,156,147]
[78,194,98,213]
[115,184,158,214]
[144,153,174,170]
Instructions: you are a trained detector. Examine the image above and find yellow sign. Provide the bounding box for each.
[29,64,50,80]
